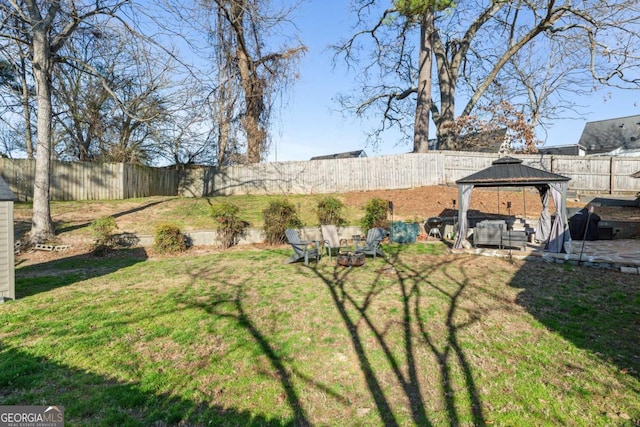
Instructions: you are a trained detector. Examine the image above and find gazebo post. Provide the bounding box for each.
[456,185,464,242]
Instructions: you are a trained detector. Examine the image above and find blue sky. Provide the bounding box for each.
[268,0,640,162]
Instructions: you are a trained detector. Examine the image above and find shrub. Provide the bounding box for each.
[316,196,347,226]
[210,202,250,249]
[262,199,303,245]
[90,216,117,255]
[154,223,186,254]
[361,197,389,231]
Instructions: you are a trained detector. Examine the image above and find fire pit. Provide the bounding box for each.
[337,251,365,267]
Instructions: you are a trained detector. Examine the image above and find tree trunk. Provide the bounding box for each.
[434,86,459,150]
[434,50,458,150]
[229,1,266,164]
[29,25,55,243]
[241,76,265,164]
[218,118,230,165]
[435,115,458,150]
[413,10,434,153]
[236,46,265,164]
[19,55,34,160]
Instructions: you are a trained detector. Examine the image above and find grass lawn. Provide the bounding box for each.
[1,242,639,426]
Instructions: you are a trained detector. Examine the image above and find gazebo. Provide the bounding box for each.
[454,157,572,253]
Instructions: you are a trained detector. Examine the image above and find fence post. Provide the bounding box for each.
[610,157,614,195]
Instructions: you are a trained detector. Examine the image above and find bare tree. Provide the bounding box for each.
[135,0,306,165]
[336,0,640,152]
[148,79,221,167]
[0,0,131,243]
[54,30,173,164]
[0,14,36,159]
[52,31,111,161]
[211,5,245,165]
[484,37,594,146]
[204,0,306,163]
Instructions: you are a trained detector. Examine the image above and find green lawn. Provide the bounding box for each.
[1,243,639,426]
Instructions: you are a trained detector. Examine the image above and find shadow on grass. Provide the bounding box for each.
[8,243,637,425]
[182,244,489,425]
[7,244,640,426]
[508,261,640,381]
[310,244,487,426]
[184,283,311,426]
[15,247,148,298]
[54,199,172,235]
[0,343,290,426]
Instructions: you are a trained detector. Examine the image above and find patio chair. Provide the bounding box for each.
[284,228,321,266]
[355,227,389,260]
[321,225,349,260]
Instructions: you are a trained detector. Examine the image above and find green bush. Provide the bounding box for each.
[154,223,186,254]
[361,198,389,231]
[211,202,250,249]
[315,196,347,226]
[90,216,118,255]
[262,199,303,245]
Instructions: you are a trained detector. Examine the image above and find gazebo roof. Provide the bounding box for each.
[456,156,570,187]
[0,176,17,201]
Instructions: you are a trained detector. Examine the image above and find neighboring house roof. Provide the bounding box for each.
[0,176,16,201]
[456,156,570,187]
[578,114,640,154]
[597,146,640,157]
[458,128,509,153]
[537,144,586,156]
[429,128,509,153]
[310,150,367,160]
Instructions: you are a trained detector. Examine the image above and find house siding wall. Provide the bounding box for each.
[0,201,15,300]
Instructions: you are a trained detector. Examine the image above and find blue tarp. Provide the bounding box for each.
[390,222,421,244]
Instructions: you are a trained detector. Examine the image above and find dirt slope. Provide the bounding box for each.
[12,185,638,265]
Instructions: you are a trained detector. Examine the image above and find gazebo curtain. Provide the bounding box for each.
[535,185,551,242]
[546,182,570,253]
[454,184,474,249]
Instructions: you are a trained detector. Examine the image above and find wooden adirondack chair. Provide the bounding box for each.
[284,228,321,266]
[355,227,389,260]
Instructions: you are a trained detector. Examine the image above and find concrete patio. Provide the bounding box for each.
[450,238,640,274]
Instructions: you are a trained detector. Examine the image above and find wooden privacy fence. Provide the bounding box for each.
[0,153,638,201]
[0,159,179,201]
[178,154,445,196]
[179,152,639,196]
